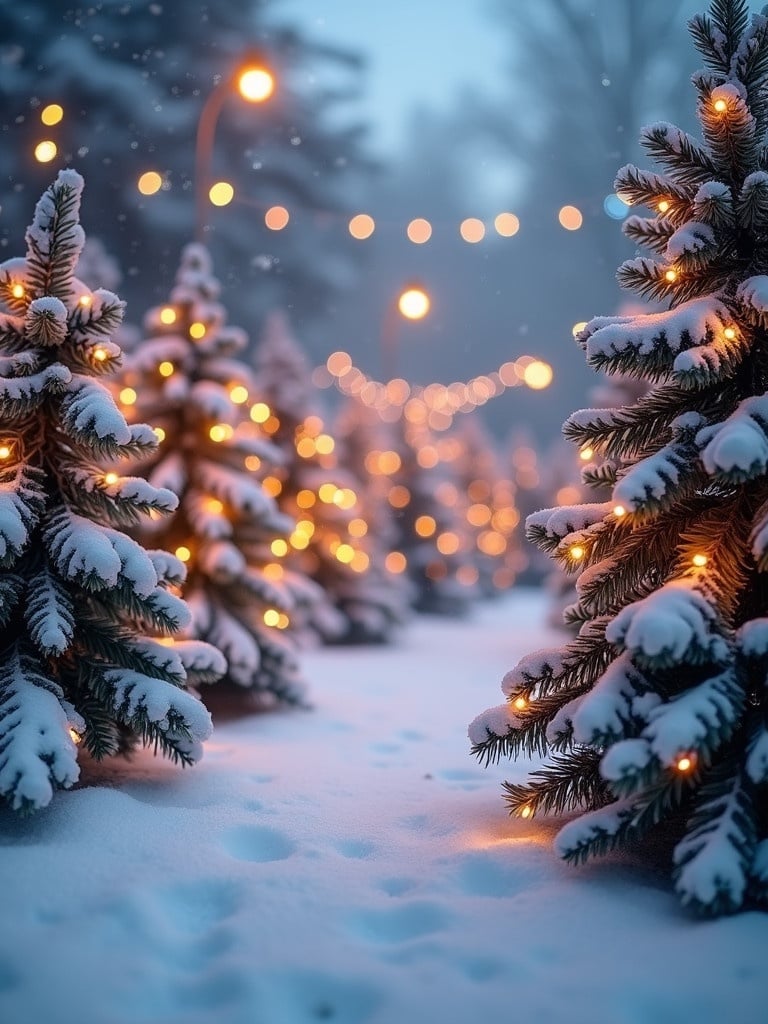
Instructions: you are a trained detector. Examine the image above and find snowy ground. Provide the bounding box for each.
[0,590,766,1024]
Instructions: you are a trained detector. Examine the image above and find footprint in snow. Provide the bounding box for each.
[333,838,377,860]
[221,824,296,863]
[349,901,453,944]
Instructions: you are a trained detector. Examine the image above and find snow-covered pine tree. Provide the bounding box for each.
[0,171,218,811]
[254,311,404,643]
[118,245,305,704]
[471,0,768,916]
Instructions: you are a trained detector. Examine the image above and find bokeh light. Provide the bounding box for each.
[349,214,375,239]
[558,205,583,230]
[209,181,234,206]
[138,171,163,195]
[265,205,289,230]
[238,67,275,102]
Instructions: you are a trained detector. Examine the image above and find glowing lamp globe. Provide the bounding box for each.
[238,67,275,103]
[398,287,430,320]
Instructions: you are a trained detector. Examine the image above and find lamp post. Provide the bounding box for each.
[195,61,275,240]
[381,284,431,382]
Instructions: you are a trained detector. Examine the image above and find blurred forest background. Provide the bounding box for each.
[0,0,704,443]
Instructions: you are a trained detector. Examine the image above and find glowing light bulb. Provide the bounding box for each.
[658,200,670,213]
[723,326,736,340]
[158,361,174,377]
[153,427,166,442]
[692,553,708,567]
[189,322,207,340]
[11,284,24,299]
[513,696,527,711]
[205,498,224,515]
[520,805,533,819]
[665,269,677,282]
[676,755,694,772]
[79,294,92,307]
[119,387,137,406]
[229,385,249,404]
[398,287,430,320]
[613,505,627,518]
[572,321,588,338]
[713,98,728,113]
[569,545,585,560]
[238,67,275,102]
[69,728,82,745]
[263,608,281,627]
[93,347,108,362]
[104,472,119,486]
[159,306,177,325]
[34,140,57,163]
[175,545,192,562]
[579,447,594,461]
[0,445,12,460]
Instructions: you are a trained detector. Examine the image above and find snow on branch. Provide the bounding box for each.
[606,580,728,669]
[643,668,743,766]
[0,646,81,811]
[697,395,768,482]
[45,509,159,597]
[24,169,86,303]
[673,768,753,916]
[583,297,732,376]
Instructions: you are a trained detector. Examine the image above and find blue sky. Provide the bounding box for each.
[280,0,507,154]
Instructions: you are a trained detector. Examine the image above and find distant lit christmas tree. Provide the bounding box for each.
[334,397,414,635]
[451,415,521,596]
[0,171,217,811]
[471,0,768,915]
[120,245,305,703]
[254,312,406,643]
[390,419,479,615]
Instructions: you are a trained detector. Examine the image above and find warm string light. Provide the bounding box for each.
[613,505,627,518]
[68,728,82,745]
[93,347,108,362]
[723,326,736,340]
[103,472,119,486]
[676,754,695,773]
[158,361,175,377]
[713,97,728,113]
[0,443,13,460]
[175,545,192,562]
[665,268,678,283]
[11,283,25,299]
[692,553,708,567]
[520,805,533,819]
[658,200,671,213]
[513,696,528,711]
[160,306,177,325]
[318,352,554,429]
[569,544,585,561]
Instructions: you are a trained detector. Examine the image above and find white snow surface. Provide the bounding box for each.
[0,592,765,1024]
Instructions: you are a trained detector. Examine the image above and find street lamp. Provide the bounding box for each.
[195,58,275,239]
[382,283,431,381]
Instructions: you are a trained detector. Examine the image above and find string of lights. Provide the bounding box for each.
[311,349,554,432]
[31,97,631,243]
